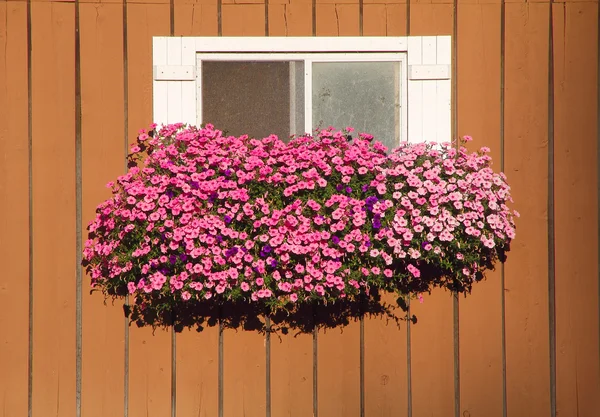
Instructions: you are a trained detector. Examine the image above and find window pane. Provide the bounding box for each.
[312,61,400,150]
[202,61,304,142]
[290,61,306,138]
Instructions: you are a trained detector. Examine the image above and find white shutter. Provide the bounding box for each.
[407,35,452,144]
[152,37,197,126]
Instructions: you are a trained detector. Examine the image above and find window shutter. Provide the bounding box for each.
[407,36,451,144]
[152,37,197,126]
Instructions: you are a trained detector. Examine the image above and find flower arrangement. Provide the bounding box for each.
[83,124,518,333]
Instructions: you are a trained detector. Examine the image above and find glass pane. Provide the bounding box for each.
[202,61,304,142]
[312,61,400,150]
[290,61,306,138]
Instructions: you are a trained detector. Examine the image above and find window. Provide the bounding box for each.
[152,37,451,146]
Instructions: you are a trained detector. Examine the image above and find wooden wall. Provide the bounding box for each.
[0,0,599,416]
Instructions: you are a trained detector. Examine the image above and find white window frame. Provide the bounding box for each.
[152,37,451,144]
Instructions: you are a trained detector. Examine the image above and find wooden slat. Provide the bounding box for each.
[362,6,409,416]
[218,7,268,417]
[0,2,30,416]
[407,36,424,142]
[364,296,409,417]
[287,1,313,36]
[166,37,183,124]
[223,329,267,417]
[30,3,77,417]
[408,5,456,417]
[175,327,219,417]
[222,4,265,35]
[266,0,314,37]
[553,3,600,416]
[504,3,552,417]
[126,4,173,417]
[316,3,360,36]
[262,7,315,417]
[386,3,408,36]
[362,1,407,37]
[317,325,361,417]
[152,37,168,126]
[180,37,197,124]
[171,3,220,416]
[409,3,453,36]
[363,4,387,35]
[435,36,451,144]
[455,3,504,417]
[219,5,269,417]
[271,332,313,417]
[314,4,362,417]
[173,0,218,36]
[79,3,126,417]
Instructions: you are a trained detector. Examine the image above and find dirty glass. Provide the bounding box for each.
[312,61,400,151]
[202,61,304,142]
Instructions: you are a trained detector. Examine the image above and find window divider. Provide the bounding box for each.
[304,59,313,136]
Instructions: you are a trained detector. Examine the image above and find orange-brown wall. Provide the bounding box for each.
[1,0,599,416]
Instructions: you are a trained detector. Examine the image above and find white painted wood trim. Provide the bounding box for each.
[152,36,451,145]
[152,38,197,126]
[408,64,450,81]
[192,37,409,52]
[153,65,196,81]
[407,35,452,144]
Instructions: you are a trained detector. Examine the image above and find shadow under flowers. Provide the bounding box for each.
[123,288,419,336]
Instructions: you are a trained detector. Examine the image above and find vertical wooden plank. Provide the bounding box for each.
[180,37,196,125]
[0,2,30,416]
[407,36,423,143]
[408,6,455,417]
[363,4,386,35]
[421,36,438,142]
[266,0,313,36]
[271,332,313,417]
[79,3,126,417]
[316,324,360,417]
[267,3,287,35]
[364,310,409,417]
[264,5,317,415]
[362,1,407,37]
[127,4,173,417]
[166,37,182,124]
[313,5,362,417]
[223,326,266,417]
[222,4,265,35]
[409,2,453,36]
[362,5,409,415]
[127,3,170,142]
[153,37,168,126]
[316,2,360,36]
[30,2,77,417]
[218,6,267,417]
[171,4,220,417]
[359,7,413,412]
[456,3,504,417]
[175,325,219,417]
[435,36,451,144]
[287,1,313,36]
[504,3,552,417]
[173,0,219,36]
[386,2,407,36]
[553,3,600,417]
[265,3,325,416]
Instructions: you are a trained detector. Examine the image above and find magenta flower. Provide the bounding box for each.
[83,123,517,332]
